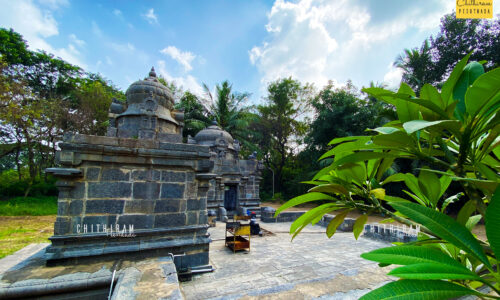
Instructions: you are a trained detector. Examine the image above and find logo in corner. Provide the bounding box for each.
[456,0,493,19]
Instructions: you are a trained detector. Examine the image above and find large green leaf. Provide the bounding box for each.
[418,168,441,208]
[326,210,350,238]
[338,162,366,186]
[390,202,491,268]
[388,263,482,281]
[405,98,449,120]
[290,203,338,240]
[372,131,414,148]
[320,137,373,160]
[361,245,465,268]
[420,83,444,110]
[382,173,406,185]
[376,155,396,182]
[402,173,427,202]
[360,280,481,300]
[331,152,398,168]
[453,61,485,120]
[438,172,453,199]
[312,163,336,180]
[308,184,349,196]
[396,83,420,122]
[441,53,471,107]
[353,214,368,240]
[485,186,500,259]
[383,195,410,202]
[465,215,482,231]
[476,162,499,181]
[402,120,461,135]
[465,67,500,117]
[371,127,400,134]
[276,192,334,216]
[457,200,476,226]
[328,135,366,146]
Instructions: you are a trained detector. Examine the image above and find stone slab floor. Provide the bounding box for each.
[180,222,394,300]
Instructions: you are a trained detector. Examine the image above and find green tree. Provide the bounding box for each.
[202,80,256,151]
[305,81,379,156]
[0,28,124,195]
[157,75,183,102]
[70,80,113,136]
[175,91,211,139]
[394,40,435,93]
[257,78,313,195]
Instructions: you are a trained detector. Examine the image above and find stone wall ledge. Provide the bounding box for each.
[59,143,210,160]
[63,133,209,154]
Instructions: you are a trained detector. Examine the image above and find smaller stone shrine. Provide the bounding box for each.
[189,122,263,217]
[45,68,214,271]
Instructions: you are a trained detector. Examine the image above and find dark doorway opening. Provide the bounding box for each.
[224,185,238,211]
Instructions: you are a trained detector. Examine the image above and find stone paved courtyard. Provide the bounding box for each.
[180,222,394,299]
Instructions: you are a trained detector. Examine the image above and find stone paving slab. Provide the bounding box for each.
[180,222,394,299]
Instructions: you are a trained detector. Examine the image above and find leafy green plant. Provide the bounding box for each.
[277,54,500,299]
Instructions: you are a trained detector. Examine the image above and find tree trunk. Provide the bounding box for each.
[15,143,21,180]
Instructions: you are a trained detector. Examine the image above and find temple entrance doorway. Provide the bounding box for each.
[224,185,238,212]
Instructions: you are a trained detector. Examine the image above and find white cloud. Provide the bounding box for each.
[69,33,85,47]
[383,63,403,89]
[0,0,86,68]
[37,0,68,10]
[113,9,122,17]
[105,56,113,65]
[160,46,196,72]
[250,0,456,92]
[157,60,203,95]
[142,8,158,25]
[91,21,103,38]
[109,42,135,53]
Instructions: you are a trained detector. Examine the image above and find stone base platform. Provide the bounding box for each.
[45,225,211,271]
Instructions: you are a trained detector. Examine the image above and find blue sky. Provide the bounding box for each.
[1,0,497,103]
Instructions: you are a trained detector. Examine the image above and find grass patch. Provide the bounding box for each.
[0,196,57,216]
[0,216,55,259]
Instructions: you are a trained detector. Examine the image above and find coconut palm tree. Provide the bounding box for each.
[394,40,433,94]
[202,80,258,154]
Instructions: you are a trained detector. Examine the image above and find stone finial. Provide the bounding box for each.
[149,67,157,78]
[211,119,217,126]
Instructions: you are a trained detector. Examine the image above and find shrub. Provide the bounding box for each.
[0,169,57,198]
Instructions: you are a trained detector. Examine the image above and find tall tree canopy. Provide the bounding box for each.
[395,13,500,92]
[175,91,211,139]
[256,78,313,194]
[0,28,124,188]
[202,80,256,152]
[305,81,380,156]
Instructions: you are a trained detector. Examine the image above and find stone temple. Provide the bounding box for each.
[46,67,262,271]
[190,122,262,217]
